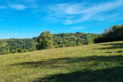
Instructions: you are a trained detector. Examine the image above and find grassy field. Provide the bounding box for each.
[0,41,123,82]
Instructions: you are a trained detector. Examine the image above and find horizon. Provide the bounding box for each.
[0,31,98,39]
[0,0,123,39]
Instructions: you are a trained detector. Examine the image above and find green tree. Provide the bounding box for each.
[16,48,24,53]
[36,31,54,50]
[87,35,94,44]
[94,24,123,43]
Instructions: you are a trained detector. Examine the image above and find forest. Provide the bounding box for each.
[95,25,123,43]
[0,32,98,54]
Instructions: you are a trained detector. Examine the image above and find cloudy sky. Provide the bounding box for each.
[0,0,123,39]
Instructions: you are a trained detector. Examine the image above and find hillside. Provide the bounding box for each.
[0,41,123,82]
[0,32,98,54]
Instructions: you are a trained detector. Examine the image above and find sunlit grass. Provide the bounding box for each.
[0,41,123,82]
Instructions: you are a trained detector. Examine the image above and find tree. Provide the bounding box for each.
[36,31,54,50]
[94,24,123,43]
[16,48,24,53]
[87,35,94,44]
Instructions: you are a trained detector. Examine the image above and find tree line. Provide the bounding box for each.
[0,39,37,54]
[94,25,123,43]
[0,32,97,54]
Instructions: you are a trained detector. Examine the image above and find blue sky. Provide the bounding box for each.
[0,0,123,39]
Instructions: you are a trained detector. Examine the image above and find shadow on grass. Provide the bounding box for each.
[34,67,123,82]
[100,42,123,50]
[103,43,123,46]
[11,55,123,82]
[11,55,123,68]
[105,51,123,53]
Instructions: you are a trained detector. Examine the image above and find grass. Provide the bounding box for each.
[0,41,123,82]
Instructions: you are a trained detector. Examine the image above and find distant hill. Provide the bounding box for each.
[0,32,98,54]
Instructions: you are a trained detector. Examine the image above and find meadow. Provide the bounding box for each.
[0,41,123,82]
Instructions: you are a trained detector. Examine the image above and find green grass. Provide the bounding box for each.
[0,41,123,82]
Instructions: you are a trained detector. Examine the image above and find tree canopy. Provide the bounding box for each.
[36,31,54,50]
[95,25,123,43]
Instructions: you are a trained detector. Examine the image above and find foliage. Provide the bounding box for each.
[36,31,54,50]
[0,50,10,54]
[95,25,123,43]
[0,32,98,54]
[0,39,36,55]
[53,32,97,47]
[87,35,94,44]
[16,48,24,53]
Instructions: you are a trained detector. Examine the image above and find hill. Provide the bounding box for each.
[0,32,98,54]
[0,41,123,82]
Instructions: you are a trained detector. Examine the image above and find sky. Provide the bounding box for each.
[0,0,123,39]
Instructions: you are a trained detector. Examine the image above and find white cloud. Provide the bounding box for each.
[47,0,123,24]
[21,0,39,8]
[10,4,27,10]
[0,0,38,10]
